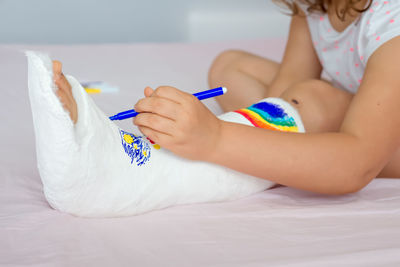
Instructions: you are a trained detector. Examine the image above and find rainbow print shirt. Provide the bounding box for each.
[234,101,299,133]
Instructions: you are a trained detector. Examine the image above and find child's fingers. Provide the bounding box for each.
[137,124,173,146]
[144,86,154,97]
[152,86,189,103]
[134,96,179,121]
[134,112,176,137]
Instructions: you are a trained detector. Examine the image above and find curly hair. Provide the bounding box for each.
[273,0,373,21]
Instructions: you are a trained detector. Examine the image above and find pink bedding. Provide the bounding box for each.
[1,39,400,266]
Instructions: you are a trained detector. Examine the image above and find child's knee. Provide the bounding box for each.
[280,79,332,106]
[208,50,248,84]
[279,79,338,133]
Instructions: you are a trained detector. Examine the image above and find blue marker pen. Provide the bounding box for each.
[109,87,227,121]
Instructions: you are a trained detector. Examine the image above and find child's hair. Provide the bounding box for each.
[273,0,373,21]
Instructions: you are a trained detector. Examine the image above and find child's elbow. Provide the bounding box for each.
[327,181,365,196]
[332,169,375,195]
[339,180,367,195]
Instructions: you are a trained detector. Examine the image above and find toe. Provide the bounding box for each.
[52,60,72,93]
[53,60,62,78]
[58,72,72,93]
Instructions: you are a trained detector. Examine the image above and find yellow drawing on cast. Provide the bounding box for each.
[134,144,138,150]
[153,144,161,150]
[143,150,147,157]
[123,134,133,144]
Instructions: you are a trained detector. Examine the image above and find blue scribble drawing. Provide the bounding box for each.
[119,129,151,166]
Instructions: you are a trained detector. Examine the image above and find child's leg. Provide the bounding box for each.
[273,78,400,178]
[279,79,354,133]
[27,51,303,218]
[208,50,280,112]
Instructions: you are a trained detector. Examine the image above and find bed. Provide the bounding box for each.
[1,39,400,266]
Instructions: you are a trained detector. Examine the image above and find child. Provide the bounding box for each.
[32,0,400,216]
[205,0,400,192]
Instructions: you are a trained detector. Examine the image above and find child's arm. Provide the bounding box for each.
[209,37,400,194]
[133,38,400,195]
[267,6,323,97]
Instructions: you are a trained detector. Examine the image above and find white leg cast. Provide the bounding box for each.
[27,51,304,217]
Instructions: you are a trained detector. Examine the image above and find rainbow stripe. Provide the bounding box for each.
[234,102,299,132]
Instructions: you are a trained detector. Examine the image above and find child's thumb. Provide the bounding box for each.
[144,87,154,97]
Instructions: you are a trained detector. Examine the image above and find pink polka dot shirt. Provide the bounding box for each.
[299,0,400,93]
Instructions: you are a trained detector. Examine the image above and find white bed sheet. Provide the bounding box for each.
[1,40,400,266]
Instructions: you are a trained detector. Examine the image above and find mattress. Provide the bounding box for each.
[1,39,400,267]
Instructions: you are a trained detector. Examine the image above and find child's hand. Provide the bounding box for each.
[133,86,222,161]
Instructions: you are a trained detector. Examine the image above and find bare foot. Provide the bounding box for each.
[52,60,78,123]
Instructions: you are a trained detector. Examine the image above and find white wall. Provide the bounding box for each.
[186,0,291,42]
[0,0,291,43]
